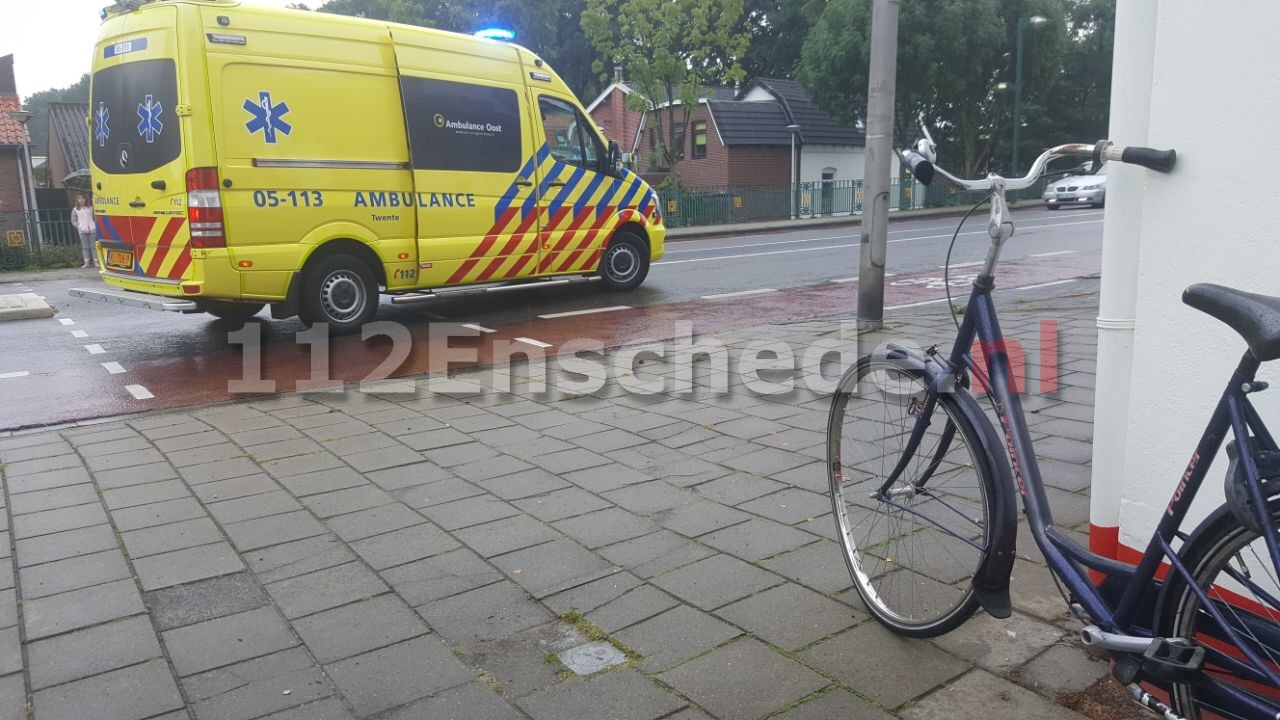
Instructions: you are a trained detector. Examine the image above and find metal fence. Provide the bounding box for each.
[659,177,1049,229]
[0,210,85,271]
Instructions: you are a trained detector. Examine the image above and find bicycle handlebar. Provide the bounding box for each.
[899,139,1177,191]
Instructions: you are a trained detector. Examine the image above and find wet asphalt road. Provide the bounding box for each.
[0,206,1102,430]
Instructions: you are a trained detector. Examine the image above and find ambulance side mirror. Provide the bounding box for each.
[607,140,623,176]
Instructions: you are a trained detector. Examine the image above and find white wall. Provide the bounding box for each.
[800,146,865,184]
[1115,3,1280,549]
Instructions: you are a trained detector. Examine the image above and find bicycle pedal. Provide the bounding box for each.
[1141,638,1205,683]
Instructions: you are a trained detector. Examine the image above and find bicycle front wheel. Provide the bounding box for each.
[1162,499,1280,719]
[827,355,999,637]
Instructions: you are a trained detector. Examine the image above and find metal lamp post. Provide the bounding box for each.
[7,109,42,247]
[1011,14,1048,175]
[787,124,801,219]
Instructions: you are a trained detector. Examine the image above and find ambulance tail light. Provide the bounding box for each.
[187,167,226,248]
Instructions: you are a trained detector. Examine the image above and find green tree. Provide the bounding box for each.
[739,0,823,79]
[798,0,1071,177]
[1027,0,1114,150]
[22,74,90,157]
[581,0,750,186]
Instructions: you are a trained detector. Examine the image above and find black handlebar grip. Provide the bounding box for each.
[900,150,935,186]
[1120,146,1177,173]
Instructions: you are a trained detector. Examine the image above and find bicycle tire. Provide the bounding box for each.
[1160,498,1280,720]
[827,354,1000,638]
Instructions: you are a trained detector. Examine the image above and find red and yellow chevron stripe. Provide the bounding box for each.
[97,214,192,280]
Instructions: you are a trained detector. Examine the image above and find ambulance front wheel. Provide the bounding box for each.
[599,232,649,292]
[300,253,379,335]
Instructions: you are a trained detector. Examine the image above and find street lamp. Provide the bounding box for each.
[6,109,42,247]
[1010,14,1048,175]
[787,124,801,219]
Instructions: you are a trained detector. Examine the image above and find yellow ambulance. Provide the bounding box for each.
[83,0,664,333]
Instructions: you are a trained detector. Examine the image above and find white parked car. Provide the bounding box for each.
[1043,164,1106,209]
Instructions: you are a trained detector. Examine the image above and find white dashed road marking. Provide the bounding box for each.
[515,337,553,349]
[702,289,777,300]
[102,362,127,375]
[125,384,155,400]
[85,344,106,355]
[461,324,496,334]
[71,330,89,338]
[0,371,30,379]
[538,306,630,319]
[1029,250,1076,258]
[58,318,75,326]
[1013,279,1079,291]
[939,261,984,269]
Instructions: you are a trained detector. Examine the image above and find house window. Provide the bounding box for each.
[692,121,707,159]
[671,124,686,160]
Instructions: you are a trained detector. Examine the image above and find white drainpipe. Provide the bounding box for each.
[1089,0,1159,558]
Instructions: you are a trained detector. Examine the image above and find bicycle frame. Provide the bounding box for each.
[937,275,1280,713]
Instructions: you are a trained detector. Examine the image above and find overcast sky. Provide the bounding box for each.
[2,0,303,100]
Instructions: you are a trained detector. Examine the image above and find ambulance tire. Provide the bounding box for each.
[202,301,265,323]
[300,254,379,335]
[599,231,649,292]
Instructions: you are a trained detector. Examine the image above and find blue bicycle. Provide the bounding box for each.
[827,136,1279,719]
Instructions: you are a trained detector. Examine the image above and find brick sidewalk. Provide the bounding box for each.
[0,279,1135,720]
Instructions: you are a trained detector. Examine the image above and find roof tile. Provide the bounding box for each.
[0,96,30,146]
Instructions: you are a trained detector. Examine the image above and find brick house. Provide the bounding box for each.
[47,102,90,194]
[0,55,32,217]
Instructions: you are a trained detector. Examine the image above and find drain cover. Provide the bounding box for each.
[559,642,626,676]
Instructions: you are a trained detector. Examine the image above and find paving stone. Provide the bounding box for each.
[453,514,560,558]
[12,502,107,539]
[383,547,502,605]
[345,444,426,473]
[163,606,297,676]
[513,487,612,522]
[245,437,324,463]
[190,473,277,503]
[93,462,179,490]
[225,510,327,551]
[737,487,832,525]
[700,517,819,561]
[207,491,303,524]
[0,590,13,629]
[798,623,969,708]
[1015,642,1109,696]
[0,441,72,464]
[322,431,403,457]
[759,539,854,596]
[396,476,486,508]
[600,481,697,516]
[261,451,345,478]
[111,497,206,531]
[596,534,701,580]
[417,580,553,643]
[227,425,305,447]
[326,502,426,542]
[144,572,271,631]
[476,467,570,500]
[614,605,742,673]
[178,457,261,485]
[489,537,615,597]
[899,669,1089,720]
[0,670,23,720]
[586,584,682,633]
[31,658,183,720]
[398,427,472,451]
[257,698,355,720]
[418,494,519,531]
[276,466,366,496]
[651,554,783,610]
[153,430,229,453]
[23,578,145,640]
[246,534,357,585]
[692,473,785,506]
[770,461,828,493]
[552,507,660,549]
[19,548,130,598]
[266,561,388,619]
[517,668,686,720]
[137,419,213,440]
[183,647,334,720]
[4,465,91,494]
[932,610,1065,673]
[349,523,460,570]
[381,680,523,720]
[716,583,858,651]
[15,524,118,567]
[292,594,428,663]
[659,500,752,537]
[770,688,895,720]
[9,484,98,515]
[165,443,245,469]
[660,637,829,720]
[719,446,813,476]
[544,572,644,616]
[27,615,163,690]
[133,542,246,591]
[0,629,19,677]
[528,447,611,475]
[4,454,81,477]
[450,454,533,484]
[121,516,223,558]
[324,635,474,717]
[366,461,454,491]
[559,464,654,494]
[301,485,393,518]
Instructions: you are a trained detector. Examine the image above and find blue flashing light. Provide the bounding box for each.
[474,27,516,42]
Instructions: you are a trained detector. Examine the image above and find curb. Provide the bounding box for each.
[0,267,100,284]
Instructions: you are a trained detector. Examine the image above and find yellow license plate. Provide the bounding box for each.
[106,249,133,269]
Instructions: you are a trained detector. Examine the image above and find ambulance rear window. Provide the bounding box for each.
[91,59,182,175]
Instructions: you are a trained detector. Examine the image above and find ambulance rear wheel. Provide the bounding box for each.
[201,301,265,322]
[300,254,378,335]
[599,232,648,292]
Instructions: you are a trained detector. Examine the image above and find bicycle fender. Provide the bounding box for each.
[905,349,1019,619]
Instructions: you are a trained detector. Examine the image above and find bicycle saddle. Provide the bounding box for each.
[1183,283,1280,361]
